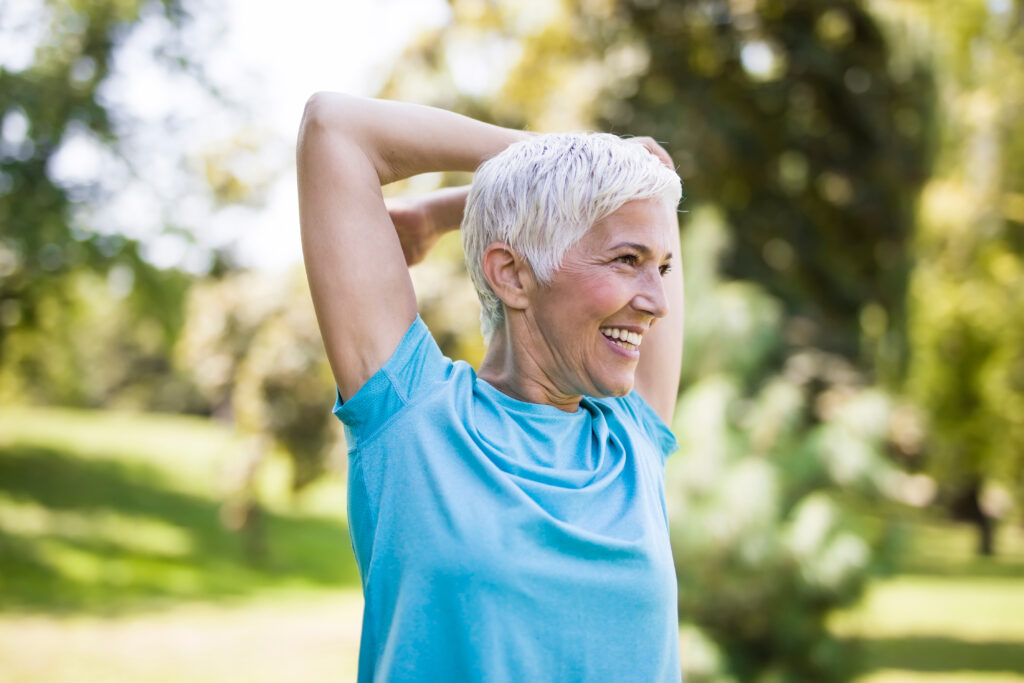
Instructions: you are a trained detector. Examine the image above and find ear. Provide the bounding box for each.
[481,242,535,312]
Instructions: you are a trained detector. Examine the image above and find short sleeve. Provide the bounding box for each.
[617,391,679,460]
[332,315,450,447]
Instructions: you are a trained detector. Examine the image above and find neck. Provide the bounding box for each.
[478,319,582,413]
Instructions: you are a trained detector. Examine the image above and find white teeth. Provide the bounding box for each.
[600,327,643,348]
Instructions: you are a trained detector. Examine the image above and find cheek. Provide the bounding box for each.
[576,274,631,316]
[541,266,631,331]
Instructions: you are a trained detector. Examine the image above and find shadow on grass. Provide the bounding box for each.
[847,500,1024,579]
[894,555,1024,579]
[0,445,360,614]
[845,635,1024,676]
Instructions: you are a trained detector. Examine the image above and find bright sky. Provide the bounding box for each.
[200,0,451,270]
[2,0,451,272]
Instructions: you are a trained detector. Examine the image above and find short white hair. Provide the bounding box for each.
[462,132,682,341]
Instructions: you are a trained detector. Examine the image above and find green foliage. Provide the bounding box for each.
[665,211,902,682]
[612,0,934,375]
[410,229,490,367]
[670,380,889,682]
[893,0,1024,532]
[0,0,227,394]
[0,267,202,411]
[177,269,339,491]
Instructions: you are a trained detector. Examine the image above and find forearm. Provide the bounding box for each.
[298,92,525,185]
[420,185,471,233]
[384,185,471,266]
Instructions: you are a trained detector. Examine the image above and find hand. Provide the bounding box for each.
[387,197,441,267]
[629,136,675,172]
[387,186,470,267]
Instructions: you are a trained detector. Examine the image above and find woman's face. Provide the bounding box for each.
[523,197,676,399]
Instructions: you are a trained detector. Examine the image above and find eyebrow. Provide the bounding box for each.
[610,242,673,260]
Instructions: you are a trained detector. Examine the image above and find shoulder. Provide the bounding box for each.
[333,315,455,438]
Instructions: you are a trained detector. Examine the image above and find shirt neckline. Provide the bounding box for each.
[475,375,587,418]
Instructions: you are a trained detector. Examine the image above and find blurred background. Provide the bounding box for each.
[1,0,1022,681]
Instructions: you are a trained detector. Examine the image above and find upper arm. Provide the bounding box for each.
[633,221,684,425]
[297,93,417,401]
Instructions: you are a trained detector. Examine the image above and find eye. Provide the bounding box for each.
[659,263,672,276]
[614,254,639,266]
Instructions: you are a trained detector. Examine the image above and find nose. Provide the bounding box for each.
[633,268,668,320]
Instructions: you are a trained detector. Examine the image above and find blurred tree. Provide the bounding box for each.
[667,208,911,682]
[883,0,1024,554]
[176,270,285,418]
[0,265,203,411]
[408,230,490,367]
[0,0,214,358]
[177,269,341,557]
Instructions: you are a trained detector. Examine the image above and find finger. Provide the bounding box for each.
[630,136,674,170]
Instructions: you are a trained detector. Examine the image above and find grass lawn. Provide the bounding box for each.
[831,515,1024,682]
[0,405,365,682]
[0,406,360,613]
[0,590,364,682]
[2,405,1023,682]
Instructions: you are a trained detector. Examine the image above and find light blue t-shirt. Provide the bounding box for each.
[334,316,681,682]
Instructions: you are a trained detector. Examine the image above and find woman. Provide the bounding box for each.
[297,93,684,682]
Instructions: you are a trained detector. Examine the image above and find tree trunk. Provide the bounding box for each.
[949,479,995,556]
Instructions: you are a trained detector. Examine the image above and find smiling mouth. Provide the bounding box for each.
[600,327,642,351]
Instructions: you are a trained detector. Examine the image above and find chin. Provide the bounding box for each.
[593,377,635,398]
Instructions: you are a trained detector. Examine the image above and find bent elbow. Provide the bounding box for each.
[297,92,369,152]
[296,92,351,164]
[299,91,336,138]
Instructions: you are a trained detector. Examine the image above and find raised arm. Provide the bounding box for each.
[632,211,684,425]
[629,138,684,425]
[296,93,524,400]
